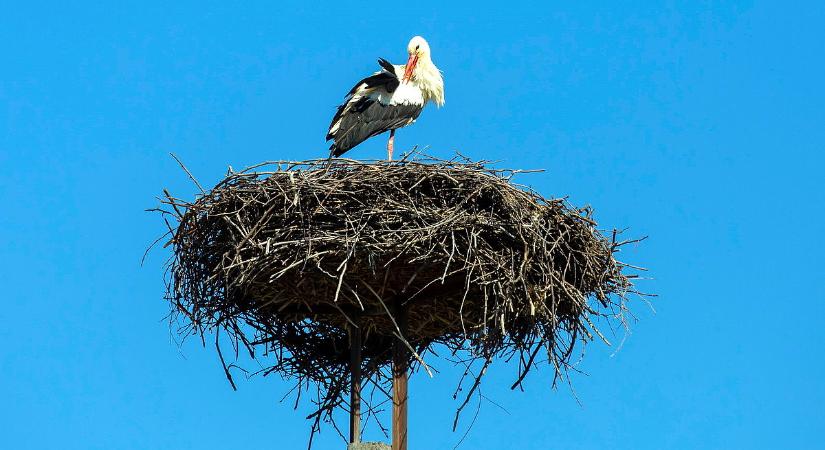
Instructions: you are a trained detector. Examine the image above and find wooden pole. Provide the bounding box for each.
[392,308,408,450]
[349,321,362,444]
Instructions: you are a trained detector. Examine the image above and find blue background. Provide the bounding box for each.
[2,1,823,449]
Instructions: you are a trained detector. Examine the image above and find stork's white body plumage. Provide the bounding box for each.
[371,82,426,109]
[327,36,444,159]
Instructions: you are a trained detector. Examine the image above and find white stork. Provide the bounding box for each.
[326,36,445,160]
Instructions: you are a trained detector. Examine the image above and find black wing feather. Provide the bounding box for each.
[328,100,423,157]
[327,58,405,148]
[377,58,397,76]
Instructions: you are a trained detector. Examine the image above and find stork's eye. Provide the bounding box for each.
[416,45,420,50]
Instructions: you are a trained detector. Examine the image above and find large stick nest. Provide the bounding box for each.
[157,155,642,437]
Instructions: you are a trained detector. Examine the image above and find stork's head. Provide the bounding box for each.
[403,36,431,83]
[407,36,431,58]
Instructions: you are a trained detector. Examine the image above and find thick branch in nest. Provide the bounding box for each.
[157,155,643,440]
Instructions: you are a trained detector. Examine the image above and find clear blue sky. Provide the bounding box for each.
[2,1,823,449]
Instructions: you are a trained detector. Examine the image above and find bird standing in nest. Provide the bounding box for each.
[326,36,445,160]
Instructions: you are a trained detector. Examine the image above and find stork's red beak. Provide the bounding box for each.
[403,53,418,83]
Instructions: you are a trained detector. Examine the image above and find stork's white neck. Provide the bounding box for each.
[411,57,445,107]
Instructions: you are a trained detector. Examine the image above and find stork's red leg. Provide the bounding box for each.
[388,130,395,161]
